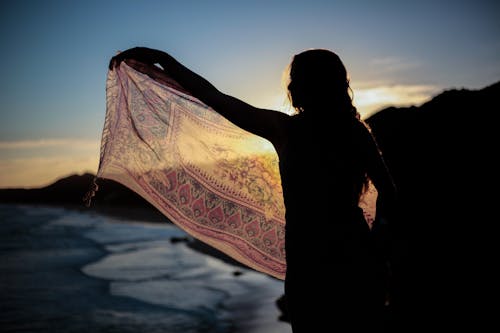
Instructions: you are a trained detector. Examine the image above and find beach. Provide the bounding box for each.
[0,204,291,333]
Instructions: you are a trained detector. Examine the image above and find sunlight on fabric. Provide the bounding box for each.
[95,60,377,279]
[96,61,288,278]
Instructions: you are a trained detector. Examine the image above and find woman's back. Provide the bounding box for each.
[277,110,371,215]
[273,106,387,332]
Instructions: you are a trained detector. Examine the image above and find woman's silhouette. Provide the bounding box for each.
[110,47,397,332]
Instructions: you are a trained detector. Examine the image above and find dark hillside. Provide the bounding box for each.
[365,81,498,330]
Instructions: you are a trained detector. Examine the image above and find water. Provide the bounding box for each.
[0,204,290,333]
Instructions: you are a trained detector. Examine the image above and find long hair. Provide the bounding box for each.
[286,49,359,119]
[286,49,371,199]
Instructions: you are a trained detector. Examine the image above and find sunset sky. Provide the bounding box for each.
[1,0,499,188]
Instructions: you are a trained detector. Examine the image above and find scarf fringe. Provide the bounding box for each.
[82,176,99,207]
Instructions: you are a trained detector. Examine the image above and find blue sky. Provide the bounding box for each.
[0,0,499,187]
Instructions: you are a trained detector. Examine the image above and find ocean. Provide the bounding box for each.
[0,204,290,333]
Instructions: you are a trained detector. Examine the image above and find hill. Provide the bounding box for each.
[0,173,167,221]
[365,81,498,330]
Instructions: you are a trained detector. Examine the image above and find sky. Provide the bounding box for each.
[0,0,499,188]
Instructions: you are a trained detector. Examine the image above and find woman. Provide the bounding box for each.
[110,47,396,332]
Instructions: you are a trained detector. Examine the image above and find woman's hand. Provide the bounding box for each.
[108,47,167,70]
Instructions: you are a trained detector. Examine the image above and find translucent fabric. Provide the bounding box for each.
[95,60,376,279]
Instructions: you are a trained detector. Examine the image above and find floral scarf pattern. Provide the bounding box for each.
[95,60,376,279]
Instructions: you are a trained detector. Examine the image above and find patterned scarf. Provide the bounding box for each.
[89,60,376,279]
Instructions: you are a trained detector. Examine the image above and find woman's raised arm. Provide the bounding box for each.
[110,47,287,142]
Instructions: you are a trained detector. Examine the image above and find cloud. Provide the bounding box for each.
[0,156,99,188]
[353,84,438,118]
[0,138,100,159]
[0,138,99,149]
[0,138,100,188]
[369,56,420,73]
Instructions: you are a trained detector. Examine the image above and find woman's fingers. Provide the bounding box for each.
[109,53,126,70]
[108,47,157,70]
[108,47,138,70]
[108,57,117,70]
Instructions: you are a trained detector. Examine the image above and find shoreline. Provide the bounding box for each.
[27,203,278,276]
[1,202,254,272]
[3,203,290,329]
[2,204,291,332]
[1,204,211,333]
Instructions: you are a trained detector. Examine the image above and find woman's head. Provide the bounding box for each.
[286,49,357,118]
